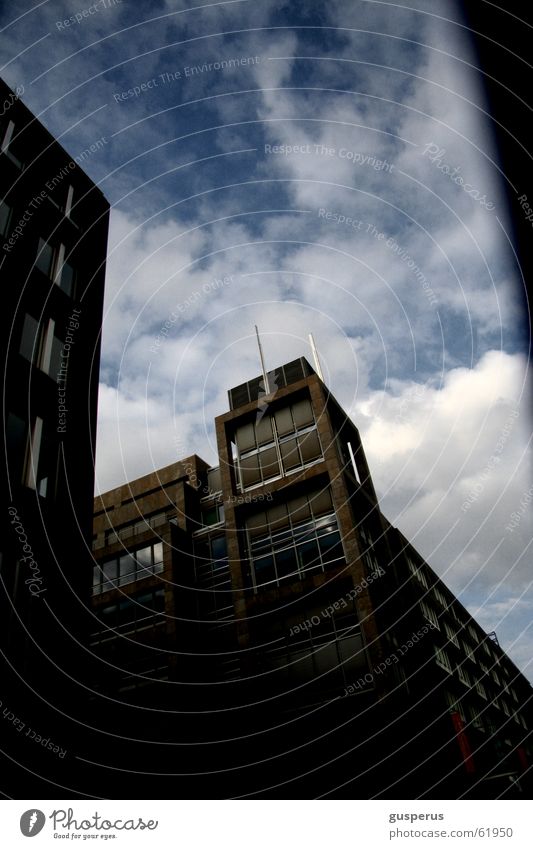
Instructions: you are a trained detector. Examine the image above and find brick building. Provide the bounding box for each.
[88,357,532,799]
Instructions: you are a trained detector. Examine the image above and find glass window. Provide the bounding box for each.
[135,546,152,568]
[1,120,23,167]
[152,542,164,566]
[39,319,55,374]
[247,511,267,537]
[202,506,220,526]
[275,546,298,580]
[309,488,333,517]
[280,437,300,471]
[258,446,279,479]
[53,243,75,296]
[57,257,75,297]
[254,554,276,585]
[288,495,311,525]
[19,314,40,363]
[298,539,320,570]
[268,503,289,532]
[211,536,227,561]
[292,398,314,429]
[119,553,136,585]
[318,531,343,563]
[255,415,274,445]
[102,559,117,591]
[240,454,261,488]
[24,417,43,491]
[0,199,11,236]
[35,238,54,277]
[65,184,74,218]
[235,422,255,453]
[274,406,293,437]
[207,466,222,494]
[299,430,321,463]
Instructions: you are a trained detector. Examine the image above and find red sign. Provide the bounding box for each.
[451,711,475,774]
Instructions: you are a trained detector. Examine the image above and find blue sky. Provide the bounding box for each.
[1,0,531,678]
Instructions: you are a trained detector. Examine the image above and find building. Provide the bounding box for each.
[89,356,532,799]
[0,78,109,791]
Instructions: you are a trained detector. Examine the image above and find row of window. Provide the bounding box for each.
[92,541,164,594]
[258,624,368,693]
[249,512,344,590]
[98,512,172,547]
[91,588,166,641]
[425,600,505,673]
[246,486,334,539]
[2,120,78,223]
[435,647,520,708]
[445,689,527,731]
[235,398,322,489]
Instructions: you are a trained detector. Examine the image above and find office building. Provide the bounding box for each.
[89,356,532,798]
[0,78,110,791]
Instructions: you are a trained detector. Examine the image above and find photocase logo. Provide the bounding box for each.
[20,810,46,837]
[256,369,279,424]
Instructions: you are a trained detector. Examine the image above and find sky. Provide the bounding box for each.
[1,0,531,678]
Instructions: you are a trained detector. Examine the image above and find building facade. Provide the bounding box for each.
[0,78,109,791]
[89,357,532,799]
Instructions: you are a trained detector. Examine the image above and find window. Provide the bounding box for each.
[420,600,439,630]
[20,314,62,377]
[246,487,344,590]
[475,680,487,699]
[53,242,76,296]
[35,238,76,296]
[468,624,479,643]
[35,238,55,277]
[492,668,500,685]
[468,704,483,730]
[206,466,222,495]
[65,184,74,219]
[1,120,23,168]
[24,416,51,496]
[0,199,11,236]
[407,557,428,588]
[111,512,172,541]
[433,587,448,608]
[260,605,368,693]
[92,540,165,594]
[194,535,232,621]
[502,700,510,717]
[444,621,459,648]
[235,397,322,490]
[435,647,452,673]
[457,663,471,687]
[463,640,475,662]
[201,503,224,528]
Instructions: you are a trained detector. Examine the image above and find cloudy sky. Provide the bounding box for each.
[1,0,531,677]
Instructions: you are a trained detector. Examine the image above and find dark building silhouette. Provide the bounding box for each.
[0,78,109,793]
[89,357,532,799]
